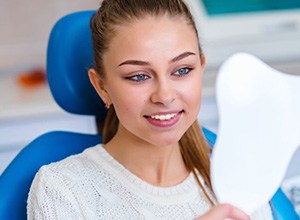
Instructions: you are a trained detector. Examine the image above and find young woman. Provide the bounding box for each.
[27,0,272,219]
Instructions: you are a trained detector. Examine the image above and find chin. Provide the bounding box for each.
[146,135,182,148]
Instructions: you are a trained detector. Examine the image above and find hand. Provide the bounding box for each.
[195,204,250,220]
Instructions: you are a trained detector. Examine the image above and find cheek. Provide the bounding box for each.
[182,78,202,107]
[194,80,203,106]
[191,90,202,115]
[109,86,146,120]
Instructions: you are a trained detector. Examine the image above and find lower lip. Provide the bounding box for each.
[145,112,183,128]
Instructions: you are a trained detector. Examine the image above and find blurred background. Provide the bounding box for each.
[0,0,99,175]
[0,0,300,214]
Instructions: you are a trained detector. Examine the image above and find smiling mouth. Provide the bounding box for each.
[144,110,184,121]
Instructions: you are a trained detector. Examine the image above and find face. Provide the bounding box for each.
[90,15,206,147]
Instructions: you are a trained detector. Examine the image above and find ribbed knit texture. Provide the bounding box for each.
[27,144,273,219]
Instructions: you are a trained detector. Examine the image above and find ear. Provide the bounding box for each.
[88,68,112,105]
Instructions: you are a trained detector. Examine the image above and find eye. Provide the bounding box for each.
[125,74,150,82]
[174,67,192,76]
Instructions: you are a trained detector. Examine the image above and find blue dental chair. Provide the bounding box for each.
[0,11,298,220]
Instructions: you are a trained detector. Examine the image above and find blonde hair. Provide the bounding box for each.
[90,0,214,204]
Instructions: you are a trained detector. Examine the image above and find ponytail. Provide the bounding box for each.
[180,120,215,204]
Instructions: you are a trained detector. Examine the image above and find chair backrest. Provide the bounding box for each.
[0,10,105,220]
[47,10,106,119]
[0,132,101,220]
[0,10,298,220]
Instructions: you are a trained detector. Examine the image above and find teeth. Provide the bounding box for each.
[150,113,177,120]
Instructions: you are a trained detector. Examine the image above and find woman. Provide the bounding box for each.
[27,0,272,219]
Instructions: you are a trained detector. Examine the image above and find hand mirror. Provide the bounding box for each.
[211,53,300,215]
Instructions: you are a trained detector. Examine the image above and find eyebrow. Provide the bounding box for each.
[118,51,196,67]
[170,51,196,63]
[118,60,150,66]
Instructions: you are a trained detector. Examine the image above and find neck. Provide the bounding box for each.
[104,127,189,187]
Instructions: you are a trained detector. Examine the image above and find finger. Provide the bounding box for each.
[197,204,250,220]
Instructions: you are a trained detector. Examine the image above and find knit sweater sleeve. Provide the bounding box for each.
[27,166,84,220]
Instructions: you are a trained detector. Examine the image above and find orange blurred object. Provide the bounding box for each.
[17,68,47,88]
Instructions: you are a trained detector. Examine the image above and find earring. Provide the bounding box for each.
[105,103,110,110]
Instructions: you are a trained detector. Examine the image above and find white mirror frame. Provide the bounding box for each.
[211,53,300,215]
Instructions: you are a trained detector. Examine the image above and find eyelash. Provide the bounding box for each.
[125,74,150,82]
[125,67,193,82]
[174,67,193,77]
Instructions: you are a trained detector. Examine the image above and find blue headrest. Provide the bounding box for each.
[47,10,106,120]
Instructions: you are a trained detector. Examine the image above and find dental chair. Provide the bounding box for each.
[0,11,298,220]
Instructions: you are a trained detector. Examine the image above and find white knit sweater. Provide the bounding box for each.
[27,144,273,219]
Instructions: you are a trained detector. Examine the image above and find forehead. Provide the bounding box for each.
[104,14,199,64]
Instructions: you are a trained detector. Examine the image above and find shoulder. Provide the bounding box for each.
[33,144,105,185]
[28,144,108,207]
[27,145,107,219]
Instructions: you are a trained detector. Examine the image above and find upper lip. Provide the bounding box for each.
[144,110,184,117]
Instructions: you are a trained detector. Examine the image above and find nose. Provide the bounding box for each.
[150,78,175,105]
